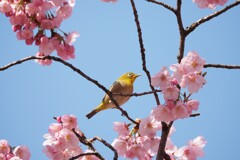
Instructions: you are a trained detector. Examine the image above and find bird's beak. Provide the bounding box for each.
[134,74,141,78]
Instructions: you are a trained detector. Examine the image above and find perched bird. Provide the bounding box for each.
[86,72,140,119]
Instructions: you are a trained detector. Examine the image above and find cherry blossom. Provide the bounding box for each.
[193,0,228,9]
[174,136,207,160]
[151,66,171,90]
[0,0,79,65]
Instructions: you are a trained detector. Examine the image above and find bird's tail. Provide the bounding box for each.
[86,108,99,119]
[86,103,106,119]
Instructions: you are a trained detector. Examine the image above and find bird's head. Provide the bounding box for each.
[119,72,140,84]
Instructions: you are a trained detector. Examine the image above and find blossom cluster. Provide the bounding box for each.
[112,120,206,159]
[42,114,98,160]
[0,139,31,160]
[193,0,228,9]
[151,51,206,122]
[0,0,79,65]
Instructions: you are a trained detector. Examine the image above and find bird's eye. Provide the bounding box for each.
[127,73,133,77]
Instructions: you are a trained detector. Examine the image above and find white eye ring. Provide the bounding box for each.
[127,73,133,77]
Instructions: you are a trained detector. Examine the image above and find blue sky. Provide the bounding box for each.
[1,0,240,159]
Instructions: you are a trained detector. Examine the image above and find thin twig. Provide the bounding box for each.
[175,0,186,63]
[146,0,175,13]
[69,152,104,160]
[0,56,137,124]
[186,1,240,35]
[113,89,161,97]
[89,136,118,160]
[130,0,160,105]
[204,63,240,69]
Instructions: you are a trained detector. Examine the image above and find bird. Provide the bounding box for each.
[86,72,140,119]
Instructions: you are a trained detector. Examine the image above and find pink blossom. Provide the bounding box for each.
[61,114,78,130]
[48,123,63,135]
[142,137,160,156]
[39,36,60,55]
[9,14,28,26]
[65,31,80,45]
[35,52,52,66]
[17,29,33,40]
[151,66,171,90]
[151,105,174,122]
[56,44,75,60]
[40,19,54,30]
[127,145,151,160]
[111,138,128,157]
[25,3,38,15]
[172,101,189,120]
[139,116,161,138]
[51,0,66,7]
[0,153,6,160]
[0,1,12,13]
[170,63,185,82]
[180,73,206,93]
[12,146,31,160]
[181,51,206,73]
[193,0,228,9]
[0,140,10,155]
[174,136,207,160]
[186,100,200,114]
[56,3,73,20]
[162,85,179,101]
[113,122,129,137]
[81,150,99,160]
[59,129,79,149]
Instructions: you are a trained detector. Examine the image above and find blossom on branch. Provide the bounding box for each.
[0,0,79,65]
[0,140,31,160]
[193,0,228,9]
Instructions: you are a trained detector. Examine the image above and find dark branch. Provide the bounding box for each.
[71,129,105,160]
[156,122,173,160]
[146,0,175,13]
[186,1,240,35]
[175,0,186,63]
[204,63,240,69]
[190,113,200,117]
[89,136,118,160]
[0,56,137,124]
[130,0,160,105]
[69,152,104,160]
[113,89,161,97]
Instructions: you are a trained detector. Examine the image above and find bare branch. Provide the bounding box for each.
[204,63,240,69]
[130,0,160,105]
[113,89,161,97]
[190,113,200,117]
[0,56,137,124]
[186,1,240,35]
[89,136,118,160]
[69,152,104,160]
[156,122,173,160]
[146,0,175,13]
[175,0,187,63]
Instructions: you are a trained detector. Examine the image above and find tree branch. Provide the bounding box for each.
[204,63,240,69]
[89,136,118,160]
[0,56,137,124]
[113,89,161,97]
[186,1,240,35]
[146,0,175,13]
[175,0,186,63]
[130,0,160,105]
[69,152,104,160]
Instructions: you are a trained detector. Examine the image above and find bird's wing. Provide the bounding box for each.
[102,80,124,104]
